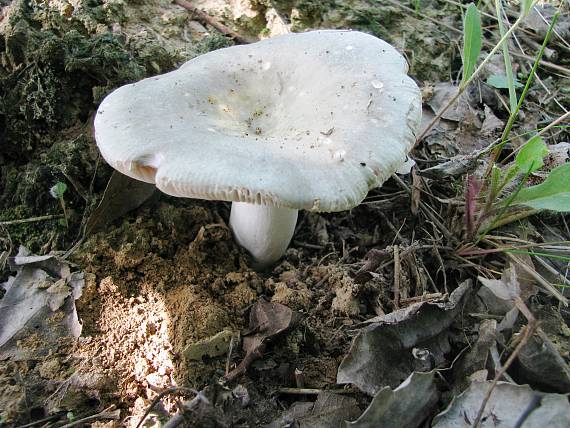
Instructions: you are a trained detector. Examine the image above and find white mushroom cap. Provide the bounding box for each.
[94,30,421,212]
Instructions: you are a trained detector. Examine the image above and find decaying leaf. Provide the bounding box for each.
[268,392,360,428]
[477,258,537,331]
[478,255,536,306]
[82,170,156,238]
[427,83,479,124]
[337,281,471,395]
[433,381,570,427]
[420,154,481,180]
[183,329,236,362]
[225,300,298,381]
[512,332,570,393]
[451,319,497,395]
[0,247,84,360]
[348,371,439,428]
[353,248,391,284]
[480,105,504,135]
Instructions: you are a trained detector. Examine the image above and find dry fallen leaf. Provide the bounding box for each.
[225,300,298,381]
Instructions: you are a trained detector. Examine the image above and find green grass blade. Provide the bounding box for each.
[462,3,482,85]
[506,249,570,263]
[521,0,535,16]
[495,0,517,112]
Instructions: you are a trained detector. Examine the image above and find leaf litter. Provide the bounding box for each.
[1,0,570,426]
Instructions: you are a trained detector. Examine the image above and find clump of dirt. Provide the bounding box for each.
[67,200,266,421]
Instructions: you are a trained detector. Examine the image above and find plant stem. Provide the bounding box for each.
[475,168,532,243]
[486,10,560,172]
[59,195,69,228]
[0,214,64,226]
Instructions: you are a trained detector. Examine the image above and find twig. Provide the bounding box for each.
[278,387,356,395]
[135,387,200,428]
[393,245,401,308]
[15,414,62,428]
[0,214,64,226]
[293,240,326,250]
[224,346,265,382]
[173,0,255,44]
[535,110,570,138]
[225,334,237,375]
[505,251,568,305]
[58,405,119,428]
[162,392,211,428]
[399,292,444,304]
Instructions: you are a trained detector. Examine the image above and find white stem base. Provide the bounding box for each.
[229,202,298,269]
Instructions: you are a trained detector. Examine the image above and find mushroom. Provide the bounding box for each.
[94,30,421,269]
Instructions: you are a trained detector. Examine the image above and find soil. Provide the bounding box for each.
[1,0,569,427]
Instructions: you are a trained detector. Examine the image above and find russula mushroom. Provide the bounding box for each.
[94,30,421,269]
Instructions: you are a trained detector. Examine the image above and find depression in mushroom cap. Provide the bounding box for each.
[94,30,422,268]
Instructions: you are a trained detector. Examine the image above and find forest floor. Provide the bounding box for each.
[1,0,570,427]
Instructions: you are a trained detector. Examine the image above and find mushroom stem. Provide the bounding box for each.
[230,202,298,269]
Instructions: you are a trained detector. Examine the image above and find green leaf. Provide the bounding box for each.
[461,4,482,85]
[487,74,524,89]
[512,163,570,212]
[49,182,68,199]
[515,136,548,173]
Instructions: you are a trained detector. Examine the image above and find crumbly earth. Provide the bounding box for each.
[1,0,569,426]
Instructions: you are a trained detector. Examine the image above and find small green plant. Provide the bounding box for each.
[456,2,569,241]
[50,181,68,227]
[461,3,481,85]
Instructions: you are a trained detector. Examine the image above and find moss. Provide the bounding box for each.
[193,32,235,55]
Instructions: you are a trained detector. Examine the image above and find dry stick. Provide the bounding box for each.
[15,414,62,428]
[472,299,537,428]
[135,387,200,428]
[393,245,401,308]
[58,405,119,428]
[400,292,444,303]
[505,251,568,305]
[173,0,255,44]
[278,387,356,395]
[0,214,64,226]
[535,110,570,137]
[534,255,570,287]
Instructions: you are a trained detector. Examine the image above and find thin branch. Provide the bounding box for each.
[135,387,201,428]
[278,387,357,395]
[473,299,536,427]
[0,214,64,226]
[58,405,120,428]
[173,0,255,44]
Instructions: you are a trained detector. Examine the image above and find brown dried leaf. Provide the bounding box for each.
[225,300,297,381]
